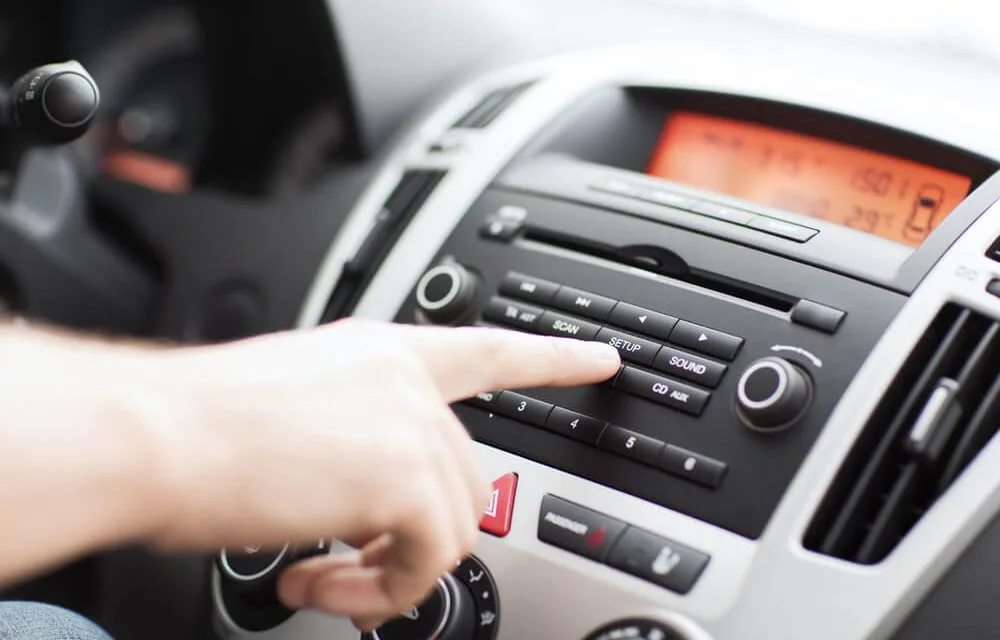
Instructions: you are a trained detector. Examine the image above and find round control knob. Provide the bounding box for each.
[415,262,477,324]
[582,618,686,640]
[736,357,812,431]
[8,61,100,145]
[373,573,475,640]
[219,544,289,583]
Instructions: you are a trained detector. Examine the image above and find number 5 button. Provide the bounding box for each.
[544,407,606,445]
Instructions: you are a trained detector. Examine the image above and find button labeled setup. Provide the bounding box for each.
[483,296,543,331]
[659,445,728,489]
[545,407,606,444]
[598,426,665,466]
[595,327,661,366]
[607,527,710,594]
[609,302,677,341]
[670,321,744,361]
[653,346,727,388]
[538,495,627,562]
[495,392,553,427]
[538,311,601,341]
[499,272,559,305]
[615,367,711,416]
[552,287,617,322]
[480,473,518,537]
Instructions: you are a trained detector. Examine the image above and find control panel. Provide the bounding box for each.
[213,38,1000,640]
[400,186,902,541]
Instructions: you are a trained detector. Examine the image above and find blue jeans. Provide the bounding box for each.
[0,602,113,640]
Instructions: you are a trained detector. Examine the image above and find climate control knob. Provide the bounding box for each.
[735,356,812,431]
[372,574,476,640]
[415,261,478,324]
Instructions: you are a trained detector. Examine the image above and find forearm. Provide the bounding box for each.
[0,325,180,587]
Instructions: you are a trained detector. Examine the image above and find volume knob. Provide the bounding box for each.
[736,357,812,431]
[415,262,477,324]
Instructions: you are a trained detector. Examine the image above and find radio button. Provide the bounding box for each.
[538,311,602,341]
[670,321,744,361]
[495,392,553,427]
[538,495,627,562]
[595,327,660,366]
[653,347,727,388]
[598,426,664,466]
[606,527,710,595]
[659,445,728,489]
[690,201,757,225]
[545,407,606,444]
[747,216,818,242]
[465,390,503,411]
[791,299,846,334]
[608,302,678,341]
[552,287,617,321]
[483,296,543,331]
[499,272,559,305]
[615,367,710,416]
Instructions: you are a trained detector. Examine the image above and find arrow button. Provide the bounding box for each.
[669,321,744,361]
[608,302,677,340]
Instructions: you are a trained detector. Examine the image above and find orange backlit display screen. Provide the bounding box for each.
[647,112,972,247]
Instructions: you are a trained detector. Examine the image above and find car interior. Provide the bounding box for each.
[4,0,1000,638]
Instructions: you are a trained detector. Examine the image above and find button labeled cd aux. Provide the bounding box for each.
[615,367,710,416]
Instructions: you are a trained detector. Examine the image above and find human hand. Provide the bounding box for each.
[149,319,620,630]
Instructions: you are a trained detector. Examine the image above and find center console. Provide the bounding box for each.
[211,41,1000,640]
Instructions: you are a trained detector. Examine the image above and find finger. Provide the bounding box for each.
[277,551,363,610]
[359,533,394,566]
[394,325,621,402]
[436,407,492,523]
[377,500,459,617]
[300,565,398,618]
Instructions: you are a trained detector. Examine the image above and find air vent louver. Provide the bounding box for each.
[321,169,446,322]
[805,304,1000,564]
[451,82,534,129]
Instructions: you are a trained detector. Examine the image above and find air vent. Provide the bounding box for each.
[804,304,1000,564]
[451,82,534,129]
[321,169,446,322]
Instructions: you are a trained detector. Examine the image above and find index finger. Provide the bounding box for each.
[394,325,621,402]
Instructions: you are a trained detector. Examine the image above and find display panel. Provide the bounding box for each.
[647,112,973,247]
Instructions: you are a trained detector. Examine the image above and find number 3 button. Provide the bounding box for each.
[496,392,553,427]
[544,407,606,445]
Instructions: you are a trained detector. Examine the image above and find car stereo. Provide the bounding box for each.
[212,44,1000,640]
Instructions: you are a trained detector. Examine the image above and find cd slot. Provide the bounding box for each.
[521,223,798,314]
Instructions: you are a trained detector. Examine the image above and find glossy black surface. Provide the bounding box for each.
[400,188,905,538]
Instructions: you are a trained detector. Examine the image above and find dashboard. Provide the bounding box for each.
[208,19,1000,640]
[8,1,1000,639]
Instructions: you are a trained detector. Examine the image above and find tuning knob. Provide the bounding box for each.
[415,261,478,324]
[372,574,476,640]
[5,60,99,146]
[735,357,812,431]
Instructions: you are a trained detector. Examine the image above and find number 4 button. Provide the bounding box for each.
[544,407,606,445]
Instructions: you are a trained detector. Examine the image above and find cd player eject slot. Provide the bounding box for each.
[520,220,798,314]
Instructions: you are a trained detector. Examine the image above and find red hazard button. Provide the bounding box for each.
[479,473,518,537]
